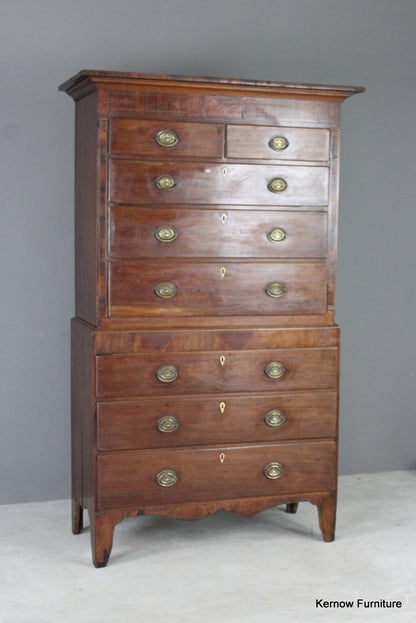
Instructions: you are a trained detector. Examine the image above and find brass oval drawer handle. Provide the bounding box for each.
[265,361,286,379]
[155,225,178,243]
[267,227,286,243]
[155,129,179,147]
[264,409,286,427]
[156,469,178,487]
[265,281,285,298]
[157,415,179,433]
[156,364,178,383]
[263,462,284,480]
[155,174,177,190]
[267,177,287,193]
[155,281,178,299]
[269,136,289,151]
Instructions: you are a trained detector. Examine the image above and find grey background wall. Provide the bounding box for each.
[1,0,415,504]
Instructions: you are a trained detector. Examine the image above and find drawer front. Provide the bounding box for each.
[97,392,338,451]
[97,441,337,509]
[110,119,223,158]
[109,208,328,259]
[96,347,338,398]
[109,160,329,206]
[226,125,330,161]
[109,261,328,317]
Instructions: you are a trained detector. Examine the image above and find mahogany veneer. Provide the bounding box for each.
[109,208,328,259]
[61,71,363,566]
[109,160,329,205]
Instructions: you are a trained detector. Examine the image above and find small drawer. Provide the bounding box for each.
[109,160,329,207]
[226,125,330,161]
[109,208,328,259]
[97,441,337,509]
[96,347,338,398]
[110,119,223,158]
[97,392,338,451]
[108,261,328,317]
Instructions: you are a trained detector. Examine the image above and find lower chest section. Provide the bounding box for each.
[90,325,339,511]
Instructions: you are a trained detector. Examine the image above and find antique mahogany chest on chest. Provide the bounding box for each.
[60,70,363,566]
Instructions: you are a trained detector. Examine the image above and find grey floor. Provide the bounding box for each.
[1,471,415,622]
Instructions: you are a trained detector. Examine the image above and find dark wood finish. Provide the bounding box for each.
[108,261,328,317]
[109,208,328,259]
[95,325,340,353]
[286,502,299,514]
[72,499,83,535]
[62,70,363,565]
[99,89,343,128]
[97,442,337,509]
[59,70,364,97]
[110,119,223,158]
[96,348,338,398]
[98,313,336,330]
[317,492,337,541]
[89,510,117,568]
[74,94,99,325]
[226,125,330,161]
[109,160,329,206]
[97,392,338,451]
[327,127,340,311]
[86,490,337,565]
[71,318,95,533]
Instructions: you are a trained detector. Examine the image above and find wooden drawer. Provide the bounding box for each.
[109,208,328,259]
[109,160,329,206]
[97,441,337,510]
[97,392,338,451]
[110,119,223,158]
[96,347,338,398]
[108,261,328,317]
[226,125,330,161]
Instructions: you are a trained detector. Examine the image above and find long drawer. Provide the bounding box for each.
[97,392,338,451]
[108,261,328,317]
[109,160,329,206]
[97,441,337,510]
[96,347,338,398]
[108,208,328,259]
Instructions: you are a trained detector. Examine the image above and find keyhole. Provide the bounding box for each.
[220,355,225,366]
[221,213,227,224]
[221,167,227,177]
[219,401,226,414]
[220,453,225,464]
[220,267,226,278]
